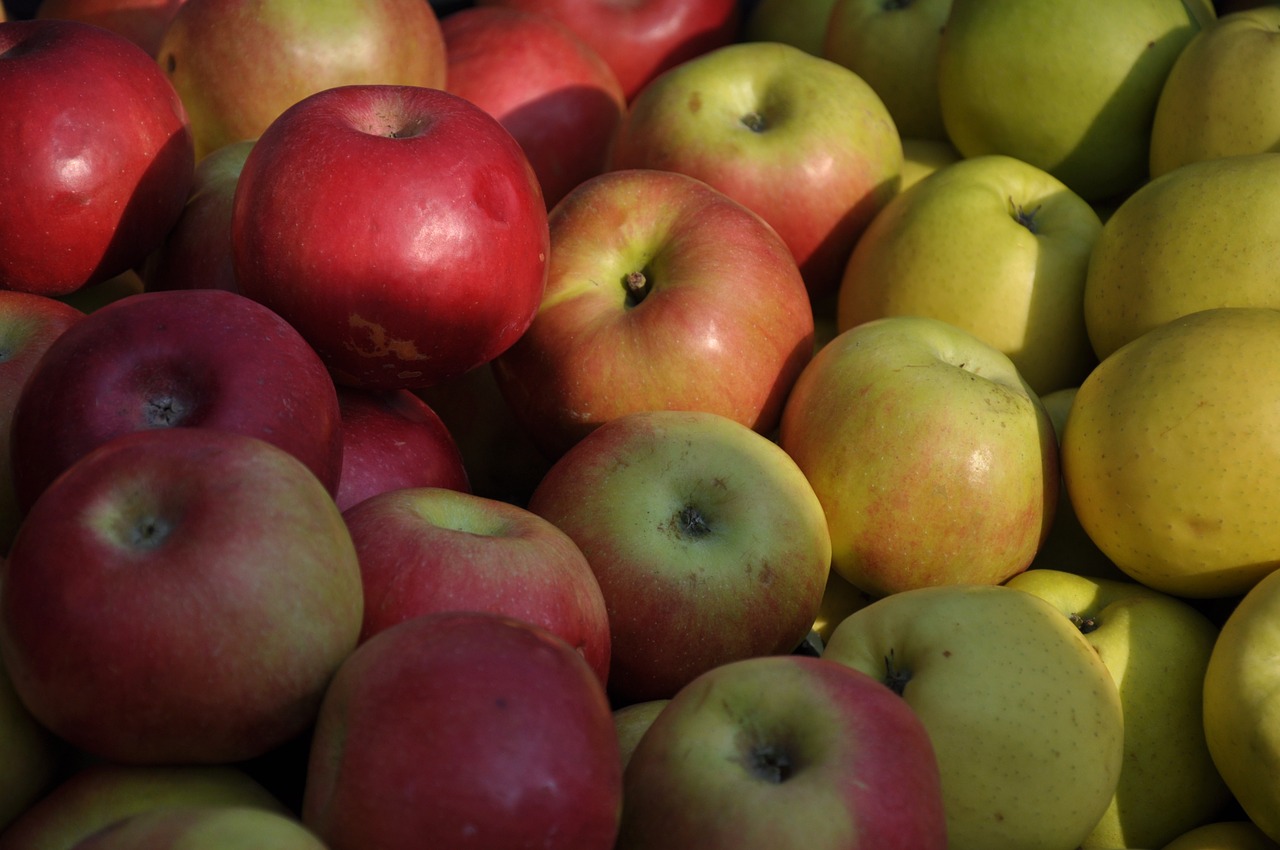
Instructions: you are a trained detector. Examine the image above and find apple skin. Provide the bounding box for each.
[156,0,446,160]
[608,40,903,301]
[442,6,627,209]
[0,427,364,765]
[8,288,344,513]
[340,486,612,685]
[334,386,470,512]
[743,0,840,56]
[66,805,327,850]
[1163,821,1280,850]
[474,0,740,102]
[615,654,947,850]
[232,84,550,391]
[0,649,62,834]
[0,19,194,296]
[612,699,669,770]
[301,610,623,850]
[778,315,1059,598]
[35,0,185,57]
[526,409,832,705]
[492,167,814,460]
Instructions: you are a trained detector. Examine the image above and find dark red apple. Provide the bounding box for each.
[35,0,187,57]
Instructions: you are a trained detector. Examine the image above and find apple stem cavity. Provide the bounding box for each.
[670,504,713,539]
[130,515,172,549]
[883,649,912,696]
[144,396,188,427]
[746,743,794,784]
[740,111,767,133]
[1069,612,1100,634]
[623,270,651,306]
[1009,197,1043,233]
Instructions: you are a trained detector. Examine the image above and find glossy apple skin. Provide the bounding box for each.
[35,0,186,57]
[8,288,344,513]
[0,428,364,765]
[0,19,194,296]
[68,805,328,850]
[475,0,741,101]
[302,610,623,850]
[232,84,550,391]
[492,168,814,460]
[334,387,470,512]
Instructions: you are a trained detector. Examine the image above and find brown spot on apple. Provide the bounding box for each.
[346,314,428,361]
[688,92,701,114]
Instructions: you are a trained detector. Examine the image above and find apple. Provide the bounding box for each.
[899,137,962,191]
[936,0,1210,201]
[491,167,815,460]
[742,0,839,56]
[823,583,1125,850]
[334,386,469,512]
[612,699,669,770]
[608,40,903,301]
[778,315,1059,598]
[156,0,447,160]
[615,654,946,850]
[1164,821,1280,850]
[442,6,627,209]
[340,486,612,684]
[0,647,62,833]
[231,84,550,391]
[0,427,364,765]
[1062,307,1280,598]
[35,0,185,57]
[836,153,1103,396]
[301,610,623,850]
[474,0,740,102]
[810,568,874,647]
[65,805,326,850]
[1006,568,1230,849]
[8,288,344,513]
[0,19,194,296]
[526,409,832,705]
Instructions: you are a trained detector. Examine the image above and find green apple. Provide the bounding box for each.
[810,567,874,646]
[836,153,1103,395]
[778,315,1059,598]
[1084,151,1280,361]
[0,648,61,832]
[1150,6,1280,178]
[65,806,327,850]
[742,0,839,55]
[823,583,1125,850]
[899,137,962,191]
[936,0,1210,201]
[1062,306,1280,598]
[612,699,670,770]
[1163,821,1280,850]
[1005,568,1230,849]
[822,0,953,141]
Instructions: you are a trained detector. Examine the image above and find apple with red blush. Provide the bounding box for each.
[35,0,186,57]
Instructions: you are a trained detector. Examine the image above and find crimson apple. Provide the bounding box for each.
[35,0,186,57]
[8,288,344,515]
[0,19,194,296]
[232,84,550,390]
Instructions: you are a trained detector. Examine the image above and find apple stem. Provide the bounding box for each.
[747,743,794,783]
[1068,612,1100,634]
[1009,197,1043,233]
[623,270,650,306]
[883,649,912,696]
[674,504,712,538]
[740,112,767,133]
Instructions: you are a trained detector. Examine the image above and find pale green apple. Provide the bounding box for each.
[822,0,953,141]
[779,315,1059,597]
[1005,568,1230,849]
[743,0,840,56]
[66,806,327,850]
[1084,151,1280,361]
[836,153,1102,395]
[1150,6,1280,178]
[936,0,1210,201]
[823,583,1124,850]
[1163,821,1280,850]
[612,699,670,770]
[1062,307,1280,598]
[899,137,962,192]
[0,650,60,832]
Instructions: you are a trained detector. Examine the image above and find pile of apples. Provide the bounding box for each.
[3,0,1280,848]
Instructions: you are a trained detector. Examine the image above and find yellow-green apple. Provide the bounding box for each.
[527,409,832,705]
[613,699,669,770]
[899,137,962,191]
[1150,6,1280,178]
[156,0,446,161]
[823,583,1125,850]
[474,0,740,101]
[810,568,874,646]
[0,649,61,833]
[231,84,549,391]
[491,168,814,460]
[0,427,364,765]
[608,41,903,300]
[822,0,952,141]
[1164,821,1280,850]
[1083,152,1280,361]
[57,269,145,314]
[441,6,627,209]
[1005,568,1230,849]
[0,763,289,850]
[778,315,1059,598]
[302,610,623,850]
[742,0,839,55]
[7,289,344,513]
[936,0,1210,202]
[340,486,611,684]
[0,19,194,296]
[35,0,185,57]
[1062,307,1280,598]
[140,139,252,295]
[66,806,326,850]
[836,153,1103,395]
[615,654,947,850]
[334,387,470,512]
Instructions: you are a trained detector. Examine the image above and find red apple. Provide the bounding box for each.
[475,0,741,101]
[341,486,611,682]
[8,288,343,516]
[231,84,550,391]
[302,610,623,850]
[35,0,186,57]
[0,19,194,296]
[0,427,364,765]
[442,6,627,209]
[492,167,814,460]
[156,0,447,160]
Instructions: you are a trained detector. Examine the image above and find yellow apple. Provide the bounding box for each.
[742,0,839,55]
[810,568,874,646]
[1163,821,1280,850]
[899,137,962,192]
[613,699,669,770]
